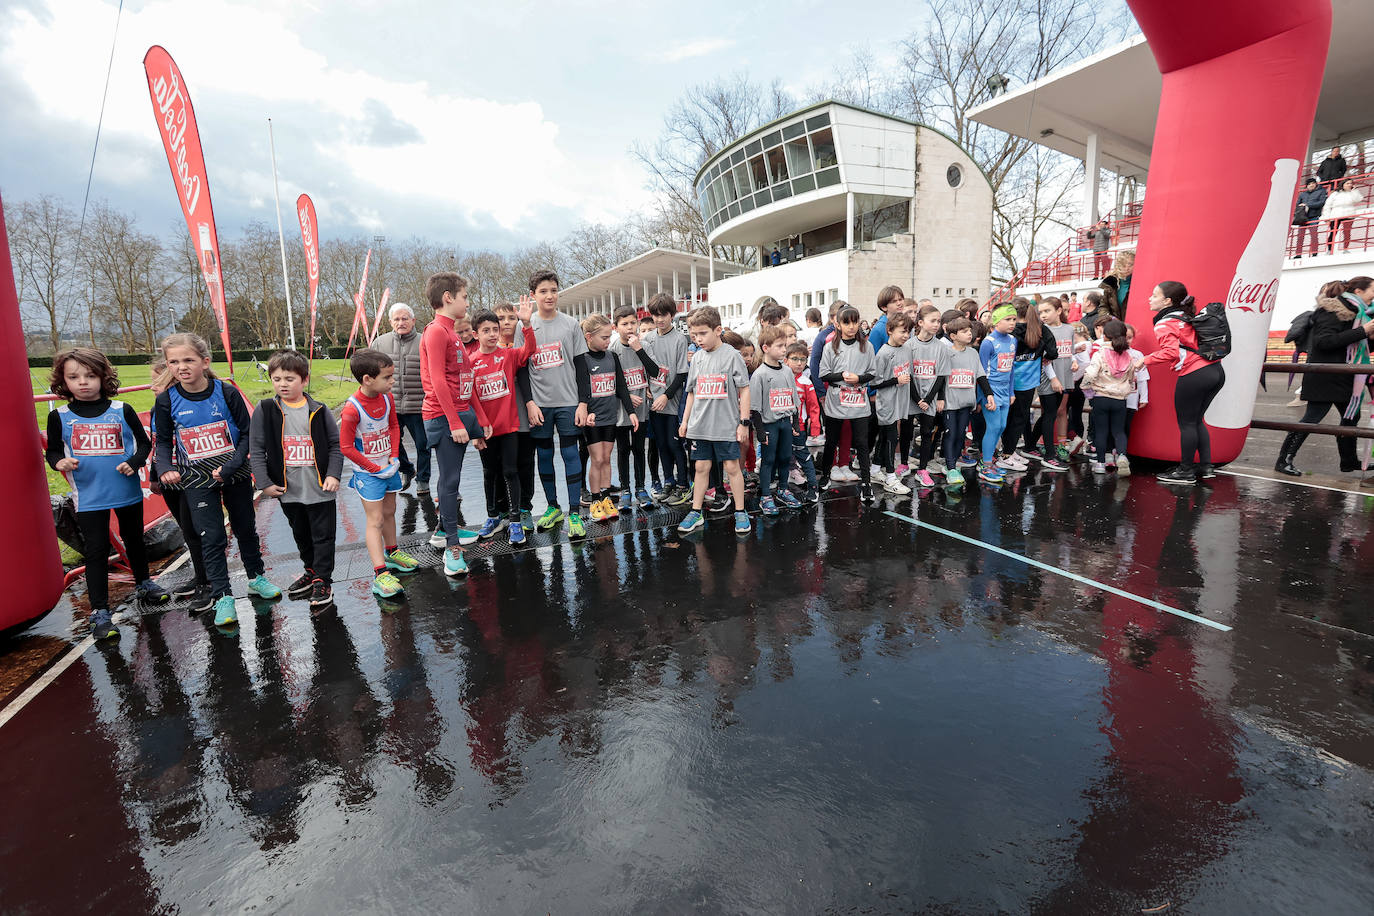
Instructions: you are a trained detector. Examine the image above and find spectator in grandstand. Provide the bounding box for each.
[1317,146,1348,188]
[770,247,780,266]
[1274,278,1374,476]
[1324,178,1364,253]
[1293,178,1328,258]
[1088,219,1113,278]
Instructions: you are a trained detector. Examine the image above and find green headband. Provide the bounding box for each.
[991,304,1016,324]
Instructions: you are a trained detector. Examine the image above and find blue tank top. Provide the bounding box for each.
[168,379,241,479]
[58,400,143,511]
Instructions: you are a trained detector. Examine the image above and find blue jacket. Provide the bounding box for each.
[868,313,890,350]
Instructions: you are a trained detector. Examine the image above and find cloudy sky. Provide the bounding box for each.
[1,0,928,252]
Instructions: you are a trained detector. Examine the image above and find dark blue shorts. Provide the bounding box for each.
[690,439,741,462]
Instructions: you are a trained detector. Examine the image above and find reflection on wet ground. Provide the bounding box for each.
[3,466,1373,913]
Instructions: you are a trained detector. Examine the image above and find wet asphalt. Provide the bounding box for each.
[2,458,1373,914]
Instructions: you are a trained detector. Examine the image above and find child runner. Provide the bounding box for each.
[1082,320,1139,476]
[1120,323,1149,476]
[47,348,169,639]
[148,356,210,607]
[978,305,1018,484]
[642,293,691,506]
[1023,297,1072,471]
[249,349,342,613]
[154,333,279,627]
[420,271,490,576]
[469,301,537,544]
[676,306,753,535]
[494,301,537,530]
[818,304,877,501]
[1065,322,1092,457]
[934,317,994,486]
[907,304,948,488]
[577,314,639,522]
[525,269,590,538]
[341,349,421,597]
[871,312,914,495]
[1002,298,1058,472]
[749,326,804,515]
[785,341,822,504]
[609,305,661,512]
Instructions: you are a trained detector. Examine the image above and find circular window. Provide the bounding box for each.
[946,164,963,188]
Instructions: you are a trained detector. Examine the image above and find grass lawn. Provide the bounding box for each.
[33,358,357,496]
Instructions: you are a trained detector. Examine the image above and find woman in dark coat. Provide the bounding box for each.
[1275,278,1374,475]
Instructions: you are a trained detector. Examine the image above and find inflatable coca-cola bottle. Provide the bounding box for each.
[1124,0,1331,465]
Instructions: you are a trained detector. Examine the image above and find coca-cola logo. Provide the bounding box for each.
[150,68,201,216]
[1227,277,1278,314]
[298,205,319,282]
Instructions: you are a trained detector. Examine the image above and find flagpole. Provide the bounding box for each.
[268,118,297,350]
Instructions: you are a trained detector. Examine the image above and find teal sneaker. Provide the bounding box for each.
[443,548,468,577]
[428,528,448,548]
[455,527,481,547]
[213,595,238,626]
[372,571,404,598]
[734,510,752,534]
[385,549,420,574]
[247,575,281,600]
[566,513,587,539]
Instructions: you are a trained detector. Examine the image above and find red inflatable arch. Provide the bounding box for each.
[1125,0,1333,463]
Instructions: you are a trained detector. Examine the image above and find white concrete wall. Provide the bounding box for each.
[910,127,993,312]
[848,237,915,321]
[1274,253,1374,328]
[706,248,849,329]
[832,106,917,198]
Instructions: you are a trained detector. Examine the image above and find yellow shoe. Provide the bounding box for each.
[589,499,607,522]
[600,497,619,520]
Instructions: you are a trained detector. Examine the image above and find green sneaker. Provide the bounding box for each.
[213,595,238,626]
[536,506,564,531]
[372,571,404,598]
[566,513,587,539]
[520,509,535,532]
[385,549,419,573]
[247,575,281,600]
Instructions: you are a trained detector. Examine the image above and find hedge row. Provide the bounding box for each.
[28,347,355,368]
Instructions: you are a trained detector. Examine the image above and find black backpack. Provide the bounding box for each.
[1285,309,1315,353]
[1183,302,1232,362]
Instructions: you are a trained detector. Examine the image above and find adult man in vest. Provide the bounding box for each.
[373,302,429,493]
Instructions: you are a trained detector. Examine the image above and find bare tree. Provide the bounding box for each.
[84,203,176,352]
[560,221,645,283]
[11,195,76,354]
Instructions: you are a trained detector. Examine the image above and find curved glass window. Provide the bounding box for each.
[785,137,812,177]
[732,163,753,198]
[766,146,789,185]
[810,128,837,170]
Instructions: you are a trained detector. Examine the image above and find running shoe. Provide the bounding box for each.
[89,608,118,640]
[945,467,965,486]
[1117,455,1132,477]
[372,571,404,599]
[600,497,619,520]
[803,488,820,505]
[477,517,503,539]
[618,491,633,512]
[580,491,594,509]
[589,498,608,521]
[455,527,482,547]
[386,549,419,573]
[664,486,692,507]
[1015,447,1042,462]
[1066,435,1085,455]
[883,473,911,495]
[567,513,587,539]
[520,510,535,532]
[652,482,670,500]
[760,495,779,516]
[734,510,752,534]
[1198,463,1216,480]
[956,454,979,469]
[189,586,214,615]
[247,575,282,600]
[895,463,910,477]
[308,580,334,613]
[928,457,947,473]
[998,455,1026,472]
[1056,445,1071,463]
[635,489,656,510]
[1041,457,1068,472]
[212,595,237,627]
[428,528,448,548]
[172,580,201,600]
[915,469,936,488]
[677,510,705,534]
[1091,461,1108,474]
[977,463,1004,484]
[776,489,802,510]
[443,548,468,577]
[136,578,170,605]
[789,468,806,486]
[1158,465,1198,485]
[707,493,732,515]
[536,506,565,531]
[508,522,527,546]
[859,483,874,502]
[286,572,315,599]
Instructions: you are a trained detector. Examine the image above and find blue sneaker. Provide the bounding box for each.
[760,495,779,516]
[618,491,633,512]
[213,595,237,626]
[428,528,447,548]
[978,462,1005,484]
[247,575,281,600]
[734,510,752,534]
[677,509,705,534]
[477,517,502,540]
[88,608,118,640]
[443,548,468,577]
[636,488,655,510]
[776,489,802,510]
[455,527,481,547]
[508,522,527,546]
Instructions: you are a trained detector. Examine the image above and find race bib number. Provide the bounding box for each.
[177,421,233,460]
[284,434,315,468]
[590,372,616,398]
[838,387,867,408]
[695,374,727,399]
[361,430,390,463]
[950,368,975,389]
[71,422,124,457]
[624,366,647,390]
[915,360,936,380]
[996,352,1014,373]
[769,388,795,412]
[459,372,474,402]
[476,371,509,402]
[892,361,911,380]
[651,367,669,389]
[531,343,564,370]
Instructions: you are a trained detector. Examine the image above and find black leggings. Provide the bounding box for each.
[877,423,901,473]
[1002,388,1037,453]
[822,415,871,481]
[160,486,208,587]
[1026,391,1063,451]
[943,407,973,468]
[481,432,522,520]
[898,417,914,465]
[1067,385,1086,438]
[1175,363,1225,467]
[77,502,149,611]
[1293,400,1360,467]
[616,424,648,491]
[914,413,940,468]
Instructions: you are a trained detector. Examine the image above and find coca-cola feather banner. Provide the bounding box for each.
[296,194,320,360]
[369,287,391,344]
[142,45,234,374]
[346,248,372,356]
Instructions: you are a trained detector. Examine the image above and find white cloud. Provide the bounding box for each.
[660,37,735,63]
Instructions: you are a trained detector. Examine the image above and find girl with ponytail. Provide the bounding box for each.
[1143,281,1224,484]
[1083,320,1138,475]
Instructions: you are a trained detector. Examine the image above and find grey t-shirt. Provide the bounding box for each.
[907,336,949,416]
[1040,323,1076,394]
[685,344,750,441]
[282,400,331,505]
[610,337,652,426]
[873,343,912,425]
[643,328,690,415]
[528,311,588,408]
[942,346,986,411]
[749,361,800,424]
[818,338,877,419]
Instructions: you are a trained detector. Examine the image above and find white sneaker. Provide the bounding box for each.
[789,468,806,486]
[832,466,854,482]
[998,454,1027,471]
[1117,455,1131,476]
[1067,435,1085,455]
[928,456,946,473]
[883,473,911,495]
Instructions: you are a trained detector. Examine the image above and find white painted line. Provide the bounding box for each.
[1219,468,1373,496]
[0,637,94,729]
[884,510,1232,633]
